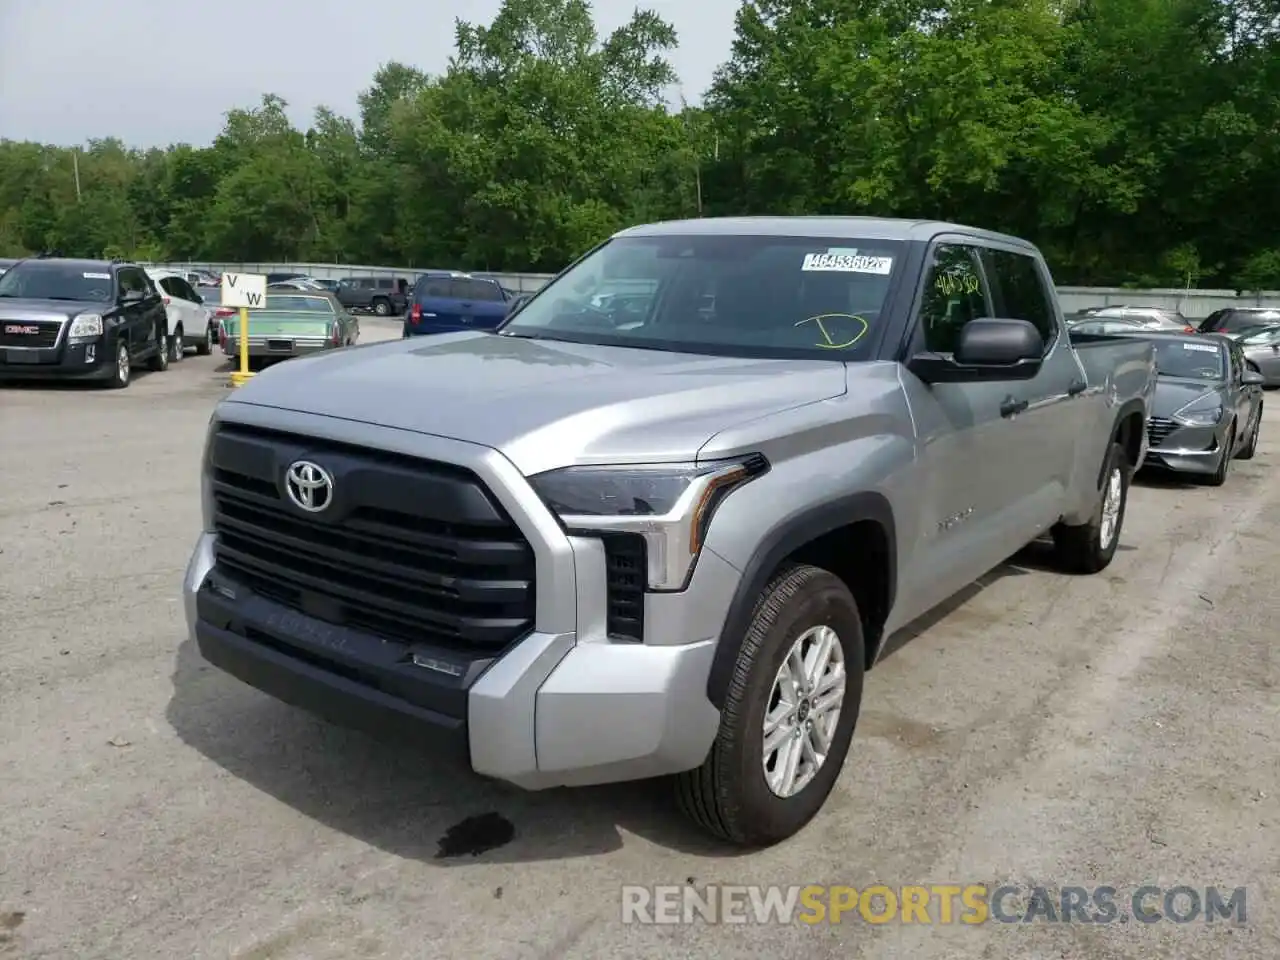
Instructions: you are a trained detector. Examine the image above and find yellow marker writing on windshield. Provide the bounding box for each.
[795,313,869,349]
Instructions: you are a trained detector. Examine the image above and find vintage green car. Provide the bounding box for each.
[219,293,359,362]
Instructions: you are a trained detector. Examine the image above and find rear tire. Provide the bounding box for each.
[169,325,184,362]
[674,563,865,847]
[1051,441,1130,574]
[372,298,390,316]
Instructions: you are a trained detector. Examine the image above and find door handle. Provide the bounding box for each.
[1000,396,1029,418]
[1067,378,1087,396]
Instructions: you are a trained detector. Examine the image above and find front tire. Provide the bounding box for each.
[1236,405,1261,460]
[675,563,865,847]
[1203,424,1235,486]
[104,340,131,389]
[1051,440,1130,574]
[372,298,390,316]
[196,323,214,356]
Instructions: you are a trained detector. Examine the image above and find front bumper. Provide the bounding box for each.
[1144,420,1223,474]
[0,340,114,380]
[182,421,731,789]
[221,336,334,359]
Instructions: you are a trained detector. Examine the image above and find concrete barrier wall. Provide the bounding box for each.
[150,261,1280,319]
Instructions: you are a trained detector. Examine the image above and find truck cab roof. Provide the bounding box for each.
[617,216,1040,252]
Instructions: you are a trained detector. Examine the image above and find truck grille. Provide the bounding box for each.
[1146,417,1176,448]
[208,423,536,654]
[0,321,60,348]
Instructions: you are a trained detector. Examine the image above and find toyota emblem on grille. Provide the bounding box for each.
[284,460,334,512]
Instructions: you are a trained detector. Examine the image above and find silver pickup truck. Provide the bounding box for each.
[183,217,1156,846]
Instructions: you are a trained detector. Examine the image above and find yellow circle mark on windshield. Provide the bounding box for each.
[795,313,869,349]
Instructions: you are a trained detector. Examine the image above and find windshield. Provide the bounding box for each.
[1239,325,1280,345]
[1207,310,1280,333]
[1152,338,1226,380]
[264,295,334,312]
[500,234,905,359]
[0,262,114,302]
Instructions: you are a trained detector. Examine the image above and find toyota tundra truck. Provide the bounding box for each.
[183,217,1156,846]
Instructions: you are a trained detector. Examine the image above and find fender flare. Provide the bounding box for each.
[1105,398,1147,481]
[705,490,897,710]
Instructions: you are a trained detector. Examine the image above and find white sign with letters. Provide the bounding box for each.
[220,272,267,308]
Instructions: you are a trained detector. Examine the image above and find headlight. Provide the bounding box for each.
[68,312,103,339]
[1173,401,1224,426]
[528,455,768,591]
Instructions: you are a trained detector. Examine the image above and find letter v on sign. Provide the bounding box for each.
[220,272,268,309]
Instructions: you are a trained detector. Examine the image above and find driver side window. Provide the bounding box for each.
[920,244,990,354]
[117,268,149,298]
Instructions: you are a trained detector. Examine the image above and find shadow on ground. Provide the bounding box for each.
[166,639,744,867]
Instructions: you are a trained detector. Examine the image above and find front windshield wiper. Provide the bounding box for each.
[498,330,551,340]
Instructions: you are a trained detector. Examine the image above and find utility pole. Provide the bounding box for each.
[72,148,82,202]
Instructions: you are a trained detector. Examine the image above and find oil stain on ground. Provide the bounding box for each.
[435,812,515,858]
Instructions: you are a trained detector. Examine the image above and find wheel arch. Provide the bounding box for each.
[706,491,897,710]
[1108,399,1146,476]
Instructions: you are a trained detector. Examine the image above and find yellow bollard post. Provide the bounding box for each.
[229,305,254,386]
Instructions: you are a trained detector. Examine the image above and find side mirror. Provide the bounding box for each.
[908,319,1044,384]
[506,294,530,316]
[1242,369,1264,386]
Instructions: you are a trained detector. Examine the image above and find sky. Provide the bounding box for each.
[0,0,740,148]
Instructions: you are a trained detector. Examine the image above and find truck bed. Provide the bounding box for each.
[1069,330,1157,401]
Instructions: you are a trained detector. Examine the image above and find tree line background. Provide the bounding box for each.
[1,0,1278,289]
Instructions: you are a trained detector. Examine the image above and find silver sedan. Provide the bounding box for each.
[1235,324,1280,387]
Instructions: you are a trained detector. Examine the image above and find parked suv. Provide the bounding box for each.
[184,217,1156,846]
[147,268,215,358]
[335,275,408,316]
[0,257,170,387]
[403,271,510,336]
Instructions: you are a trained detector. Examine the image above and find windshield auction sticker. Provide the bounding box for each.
[802,253,893,274]
[1182,342,1218,352]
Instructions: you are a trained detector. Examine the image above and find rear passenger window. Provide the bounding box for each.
[159,277,180,297]
[981,248,1056,344]
[463,279,504,302]
[919,244,989,354]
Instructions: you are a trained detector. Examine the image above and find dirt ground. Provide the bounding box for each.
[1,325,1276,958]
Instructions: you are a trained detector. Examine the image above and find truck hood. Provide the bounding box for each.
[0,298,89,322]
[224,331,848,474]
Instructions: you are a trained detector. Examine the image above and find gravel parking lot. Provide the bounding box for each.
[2,322,1277,959]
